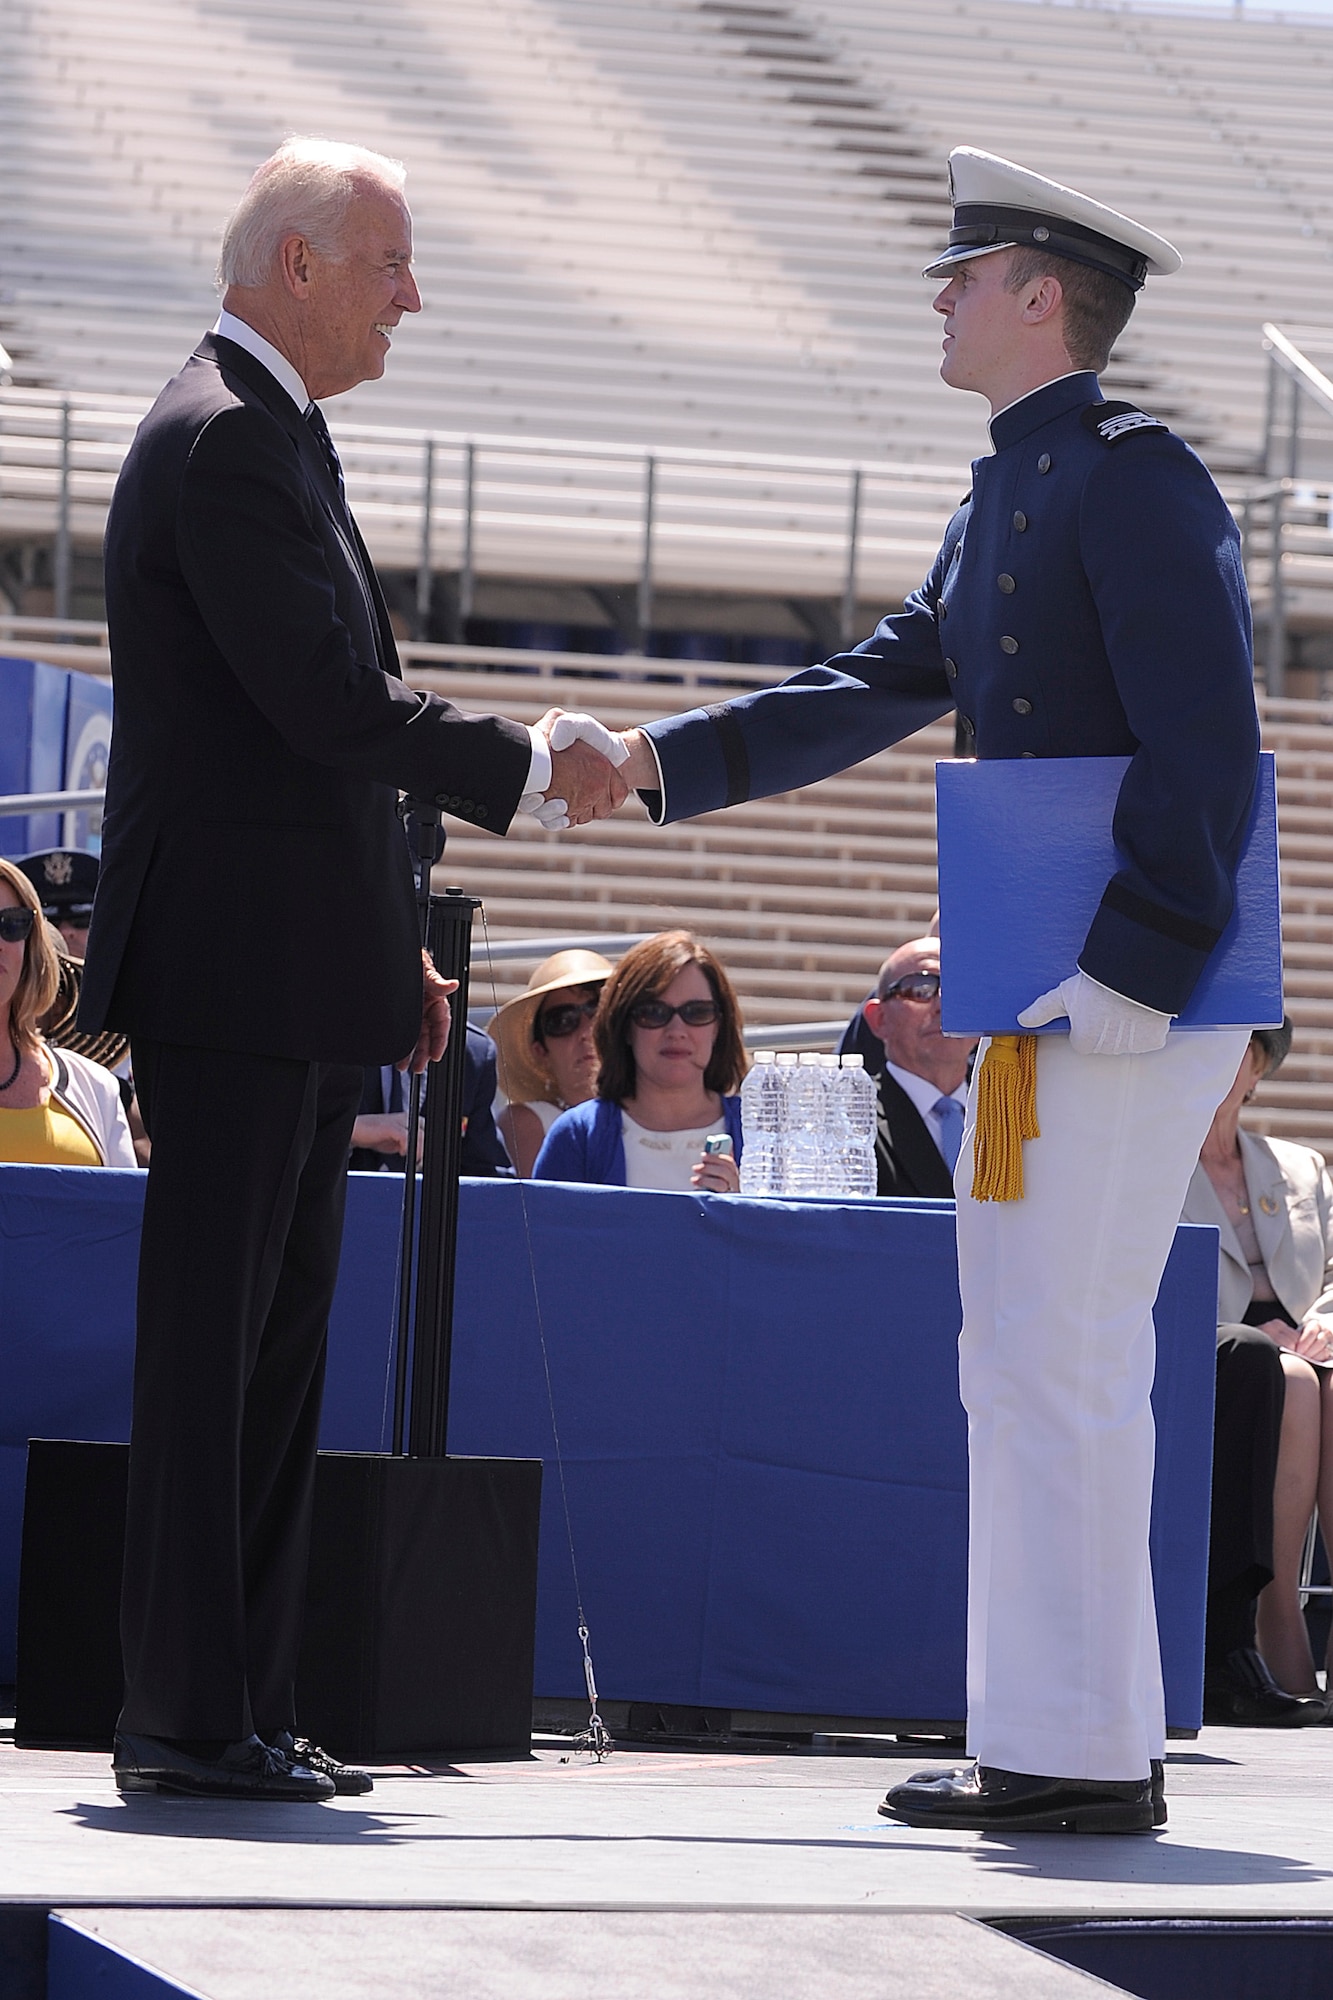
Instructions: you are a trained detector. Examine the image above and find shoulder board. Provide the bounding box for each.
[1082,402,1170,447]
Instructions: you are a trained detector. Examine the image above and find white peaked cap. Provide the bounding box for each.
[923,147,1182,289]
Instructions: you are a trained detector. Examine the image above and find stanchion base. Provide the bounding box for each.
[14,1441,542,1761]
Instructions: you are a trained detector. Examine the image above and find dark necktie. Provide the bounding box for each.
[305,401,346,504]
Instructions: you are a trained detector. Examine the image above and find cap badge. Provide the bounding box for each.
[44,853,74,887]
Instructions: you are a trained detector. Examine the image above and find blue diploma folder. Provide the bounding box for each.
[936,752,1283,1036]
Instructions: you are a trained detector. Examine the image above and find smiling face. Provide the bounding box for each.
[628,962,719,1096]
[299,184,422,399]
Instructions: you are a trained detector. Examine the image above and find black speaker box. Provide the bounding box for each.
[15,1440,542,1761]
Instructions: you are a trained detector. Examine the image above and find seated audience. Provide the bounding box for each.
[1182,1020,1330,1723]
[534,930,744,1192]
[860,937,977,1198]
[18,846,99,959]
[0,858,135,1167]
[350,1023,513,1175]
[487,950,613,1176]
[838,913,943,1081]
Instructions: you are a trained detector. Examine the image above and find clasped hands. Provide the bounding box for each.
[519,712,658,830]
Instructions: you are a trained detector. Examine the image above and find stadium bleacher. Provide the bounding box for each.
[6,0,1333,474]
[6,0,1333,1147]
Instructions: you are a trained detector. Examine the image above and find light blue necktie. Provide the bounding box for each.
[934,1094,965,1173]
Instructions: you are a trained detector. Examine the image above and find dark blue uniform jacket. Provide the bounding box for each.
[641,372,1260,1016]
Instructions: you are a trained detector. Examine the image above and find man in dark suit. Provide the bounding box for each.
[349,1025,513,1176]
[81,138,624,1801]
[857,937,976,1200]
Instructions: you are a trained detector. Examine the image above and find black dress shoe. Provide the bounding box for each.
[879,1761,1154,1834]
[1203,1648,1327,1727]
[272,1730,373,1795]
[893,1755,1166,1828]
[113,1731,335,1801]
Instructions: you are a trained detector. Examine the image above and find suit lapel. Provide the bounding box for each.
[877,1072,954,1197]
[202,334,398,678]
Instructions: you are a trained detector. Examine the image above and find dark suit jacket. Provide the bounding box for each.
[83,333,531,1065]
[875,1070,955,1200]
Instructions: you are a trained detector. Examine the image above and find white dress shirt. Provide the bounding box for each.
[209,310,549,799]
[884,1060,968,1164]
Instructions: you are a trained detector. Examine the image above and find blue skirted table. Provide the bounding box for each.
[0,1165,1220,1728]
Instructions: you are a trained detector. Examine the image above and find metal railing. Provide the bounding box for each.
[0,386,963,631]
[13,338,1333,685]
[1259,324,1333,695]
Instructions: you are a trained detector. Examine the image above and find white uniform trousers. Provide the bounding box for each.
[954,1027,1249,1781]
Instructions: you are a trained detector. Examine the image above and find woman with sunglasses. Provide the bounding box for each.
[488,949,614,1176]
[0,857,136,1167]
[534,930,745,1193]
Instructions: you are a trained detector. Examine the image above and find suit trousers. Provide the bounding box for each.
[120,1039,363,1742]
[954,1028,1249,1781]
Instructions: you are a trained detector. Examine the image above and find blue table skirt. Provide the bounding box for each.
[0,1164,1220,1727]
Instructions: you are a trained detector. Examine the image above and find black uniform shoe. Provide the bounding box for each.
[113,1731,335,1800]
[272,1730,374,1795]
[879,1761,1154,1834]
[1203,1648,1327,1727]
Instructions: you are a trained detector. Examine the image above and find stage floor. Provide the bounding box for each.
[4,1725,1332,1923]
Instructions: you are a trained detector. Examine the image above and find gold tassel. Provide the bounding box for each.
[970,1033,1040,1202]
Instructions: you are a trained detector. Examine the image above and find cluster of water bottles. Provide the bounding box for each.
[738,1051,879,1199]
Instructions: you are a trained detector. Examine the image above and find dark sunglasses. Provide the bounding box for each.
[880,972,941,1003]
[629,998,721,1030]
[0,908,37,944]
[536,996,600,1041]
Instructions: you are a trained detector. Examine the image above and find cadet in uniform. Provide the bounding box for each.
[19,848,99,958]
[612,149,1261,1832]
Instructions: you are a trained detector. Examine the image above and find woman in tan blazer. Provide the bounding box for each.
[1183,1021,1333,1701]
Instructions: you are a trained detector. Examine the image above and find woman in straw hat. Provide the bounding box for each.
[488,949,614,1176]
[0,856,136,1167]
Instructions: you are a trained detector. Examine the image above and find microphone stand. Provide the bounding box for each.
[391,801,480,1458]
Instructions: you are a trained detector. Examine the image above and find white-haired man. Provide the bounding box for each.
[82,138,625,1801]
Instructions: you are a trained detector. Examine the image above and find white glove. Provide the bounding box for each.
[517,713,630,833]
[518,792,571,831]
[1017,970,1173,1057]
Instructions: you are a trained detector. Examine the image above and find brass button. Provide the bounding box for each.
[998,573,1015,594]
[1013,510,1028,531]
[944,657,958,679]
[1000,635,1019,655]
[1037,453,1052,474]
[1012,697,1033,715]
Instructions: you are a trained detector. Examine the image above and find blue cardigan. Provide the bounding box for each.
[533,1093,744,1187]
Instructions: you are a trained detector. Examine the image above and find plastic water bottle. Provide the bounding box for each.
[816,1053,846,1195]
[836,1053,879,1198]
[739,1051,783,1196]
[784,1052,828,1199]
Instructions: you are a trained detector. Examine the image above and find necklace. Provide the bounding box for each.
[0,1033,20,1092]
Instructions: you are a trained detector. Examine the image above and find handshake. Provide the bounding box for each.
[517,709,657,831]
